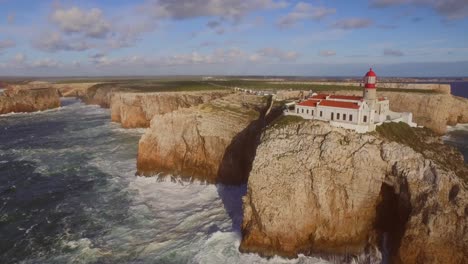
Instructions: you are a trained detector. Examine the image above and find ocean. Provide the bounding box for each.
[443,82,468,160]
[0,98,327,264]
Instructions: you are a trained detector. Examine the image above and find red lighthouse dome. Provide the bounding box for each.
[364,68,377,89]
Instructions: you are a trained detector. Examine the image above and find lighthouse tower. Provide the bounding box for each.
[363,68,377,103]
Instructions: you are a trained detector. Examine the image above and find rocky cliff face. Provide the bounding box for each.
[329,90,468,134]
[240,119,467,263]
[0,88,60,115]
[110,91,229,128]
[6,81,100,98]
[137,93,277,184]
[381,92,468,134]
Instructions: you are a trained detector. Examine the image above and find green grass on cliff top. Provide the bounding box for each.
[87,80,227,93]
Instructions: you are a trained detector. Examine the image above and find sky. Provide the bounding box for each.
[0,0,468,77]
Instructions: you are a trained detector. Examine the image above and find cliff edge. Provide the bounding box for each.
[240,119,467,263]
[0,88,60,115]
[137,93,278,184]
[110,91,229,128]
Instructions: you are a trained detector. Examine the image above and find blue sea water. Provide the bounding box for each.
[0,98,327,264]
[444,82,468,161]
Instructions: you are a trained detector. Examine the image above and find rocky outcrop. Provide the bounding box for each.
[0,88,60,115]
[137,93,277,184]
[110,91,229,128]
[240,119,467,263]
[6,81,100,98]
[328,90,468,134]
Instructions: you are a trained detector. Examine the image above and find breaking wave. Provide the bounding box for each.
[0,98,328,264]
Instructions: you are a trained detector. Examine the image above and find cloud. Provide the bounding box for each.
[332,18,373,30]
[33,32,93,52]
[254,47,299,61]
[369,0,407,8]
[378,24,398,29]
[383,48,404,56]
[7,12,15,24]
[0,39,16,51]
[13,53,26,64]
[319,50,336,57]
[50,7,111,38]
[277,2,335,28]
[369,0,468,20]
[206,20,221,28]
[142,0,288,21]
[29,58,61,68]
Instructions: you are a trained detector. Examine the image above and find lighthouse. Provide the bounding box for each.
[363,68,377,104]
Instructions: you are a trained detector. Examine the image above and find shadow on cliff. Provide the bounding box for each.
[216,96,283,232]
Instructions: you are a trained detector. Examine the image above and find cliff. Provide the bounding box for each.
[137,93,279,184]
[381,92,468,134]
[240,119,467,263]
[0,88,60,115]
[327,90,468,134]
[110,91,229,128]
[6,81,100,98]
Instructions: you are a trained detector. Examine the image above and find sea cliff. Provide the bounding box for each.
[137,93,279,184]
[240,119,467,263]
[0,88,60,115]
[110,91,229,128]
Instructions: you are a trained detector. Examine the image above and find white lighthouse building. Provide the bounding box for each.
[286,68,416,133]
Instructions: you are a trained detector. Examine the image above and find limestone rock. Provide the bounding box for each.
[137,93,273,184]
[240,120,467,263]
[110,91,229,128]
[0,88,60,115]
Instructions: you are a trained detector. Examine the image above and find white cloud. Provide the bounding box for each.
[319,50,336,57]
[383,48,404,56]
[0,39,16,51]
[332,18,373,30]
[50,7,111,38]
[277,2,335,28]
[254,47,299,61]
[33,32,93,52]
[7,12,15,24]
[29,58,61,68]
[86,47,298,68]
[142,0,288,21]
[370,0,468,20]
[13,53,26,64]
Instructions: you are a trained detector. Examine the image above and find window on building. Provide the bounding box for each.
[306,109,309,114]
[349,115,353,121]
[363,115,367,123]
[343,114,346,120]
[301,109,304,114]
[337,113,340,120]
[312,110,314,116]
[320,111,322,117]
[296,108,299,113]
[331,112,334,121]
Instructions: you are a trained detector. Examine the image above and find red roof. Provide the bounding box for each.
[329,95,363,101]
[378,97,387,101]
[310,94,328,100]
[365,68,376,77]
[319,100,360,109]
[298,99,320,107]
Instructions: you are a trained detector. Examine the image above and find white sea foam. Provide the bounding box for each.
[4,96,334,264]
